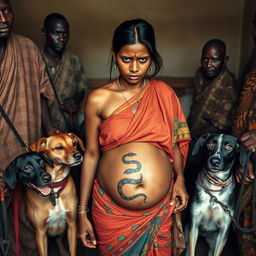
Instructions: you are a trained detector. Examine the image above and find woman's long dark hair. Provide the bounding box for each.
[110,19,163,79]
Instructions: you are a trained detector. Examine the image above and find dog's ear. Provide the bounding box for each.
[191,133,211,157]
[30,137,47,152]
[3,161,17,189]
[41,154,54,168]
[235,137,240,153]
[239,142,249,167]
[68,133,85,151]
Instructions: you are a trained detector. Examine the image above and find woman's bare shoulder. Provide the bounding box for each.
[86,81,116,108]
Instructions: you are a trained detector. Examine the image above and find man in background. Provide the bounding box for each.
[41,13,87,134]
[231,13,256,256]
[0,0,56,255]
[187,39,238,139]
[185,39,239,215]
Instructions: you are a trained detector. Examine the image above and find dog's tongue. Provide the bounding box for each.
[37,185,51,196]
[28,183,51,196]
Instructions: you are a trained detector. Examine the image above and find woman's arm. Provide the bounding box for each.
[78,91,102,248]
[170,143,189,213]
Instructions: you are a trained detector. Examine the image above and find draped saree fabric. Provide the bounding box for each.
[99,79,191,166]
[94,80,191,255]
[92,179,174,256]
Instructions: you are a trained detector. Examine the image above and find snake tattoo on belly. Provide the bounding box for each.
[117,152,147,203]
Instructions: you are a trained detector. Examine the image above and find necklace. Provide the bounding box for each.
[117,78,146,114]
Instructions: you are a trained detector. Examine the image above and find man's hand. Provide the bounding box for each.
[47,127,61,136]
[236,130,256,184]
[241,130,256,151]
[236,161,255,183]
[61,98,78,112]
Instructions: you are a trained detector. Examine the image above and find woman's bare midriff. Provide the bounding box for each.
[97,142,173,210]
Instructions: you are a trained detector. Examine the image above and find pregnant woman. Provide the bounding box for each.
[78,19,191,256]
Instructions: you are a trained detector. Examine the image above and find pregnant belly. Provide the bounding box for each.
[97,142,173,210]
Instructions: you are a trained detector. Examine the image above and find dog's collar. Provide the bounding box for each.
[198,169,233,192]
[203,168,233,188]
[48,175,69,195]
[47,175,69,206]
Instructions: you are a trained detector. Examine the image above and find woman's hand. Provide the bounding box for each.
[170,176,189,213]
[78,214,97,248]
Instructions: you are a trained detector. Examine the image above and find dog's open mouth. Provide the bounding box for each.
[26,183,51,197]
[208,168,222,172]
[71,160,82,167]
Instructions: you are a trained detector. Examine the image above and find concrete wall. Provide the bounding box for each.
[11,0,244,79]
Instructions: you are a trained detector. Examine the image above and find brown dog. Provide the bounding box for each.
[28,133,84,256]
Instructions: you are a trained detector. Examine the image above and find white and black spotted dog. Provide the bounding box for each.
[184,133,240,256]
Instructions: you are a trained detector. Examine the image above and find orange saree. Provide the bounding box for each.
[93,80,191,255]
[99,79,190,165]
[92,179,174,256]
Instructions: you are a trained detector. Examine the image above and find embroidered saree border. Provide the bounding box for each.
[110,85,148,117]
[92,180,173,256]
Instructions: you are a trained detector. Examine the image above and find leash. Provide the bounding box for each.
[41,56,74,132]
[197,170,236,222]
[68,110,75,132]
[0,188,10,256]
[233,150,256,233]
[0,104,29,152]
[202,187,236,222]
[0,104,30,256]
[198,153,256,232]
[13,186,20,256]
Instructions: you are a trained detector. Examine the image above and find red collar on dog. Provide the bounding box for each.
[198,169,233,192]
[48,175,69,195]
[202,168,232,188]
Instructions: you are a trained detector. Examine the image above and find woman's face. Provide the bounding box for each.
[115,43,151,86]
